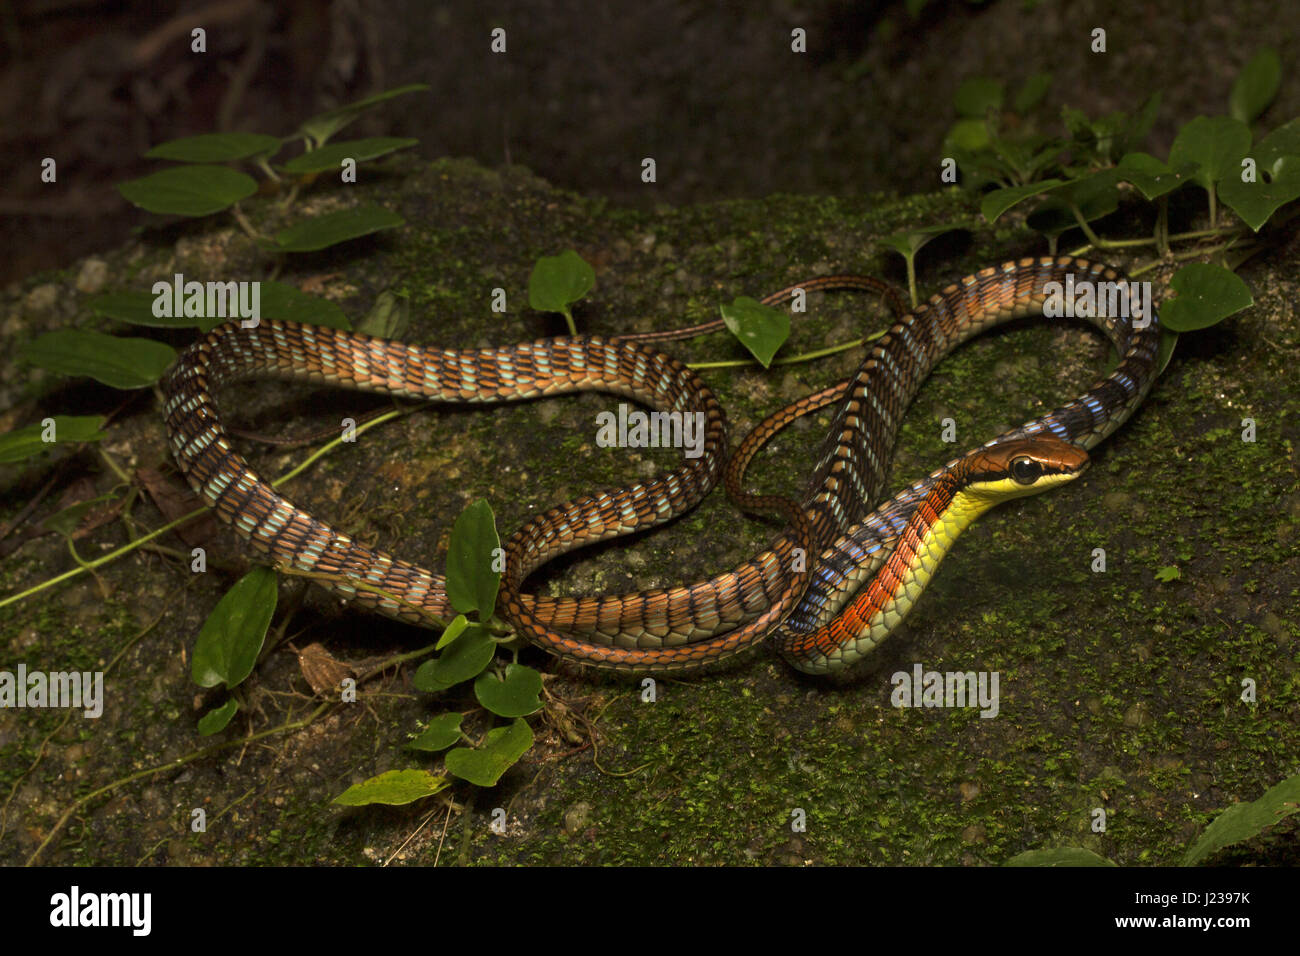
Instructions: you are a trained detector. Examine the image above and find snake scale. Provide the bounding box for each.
[161,256,1160,674]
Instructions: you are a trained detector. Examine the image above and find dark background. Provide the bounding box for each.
[3,0,1294,284]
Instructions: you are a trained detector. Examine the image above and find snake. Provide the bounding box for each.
[160,255,1160,674]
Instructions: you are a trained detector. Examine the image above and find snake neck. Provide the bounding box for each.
[777,471,998,675]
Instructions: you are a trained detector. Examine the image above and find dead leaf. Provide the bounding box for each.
[297,642,355,697]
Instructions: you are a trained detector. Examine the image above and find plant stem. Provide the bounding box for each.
[229,202,265,241]
[255,157,281,183]
[689,329,886,371]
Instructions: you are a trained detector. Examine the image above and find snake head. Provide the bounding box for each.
[961,437,1090,503]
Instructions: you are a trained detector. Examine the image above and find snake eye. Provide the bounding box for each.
[1010,455,1042,485]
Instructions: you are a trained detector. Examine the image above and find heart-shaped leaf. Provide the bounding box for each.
[980,179,1066,222]
[1219,154,1300,231]
[1159,263,1253,332]
[1052,168,1123,222]
[720,296,789,368]
[474,664,543,717]
[407,713,465,752]
[528,250,595,316]
[1168,116,1252,192]
[1116,152,1193,200]
[413,624,497,692]
[1254,118,1300,176]
[444,719,533,787]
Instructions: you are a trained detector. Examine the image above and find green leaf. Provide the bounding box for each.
[191,566,278,689]
[116,165,258,217]
[1052,168,1122,222]
[436,614,470,650]
[1025,197,1075,240]
[1229,49,1281,124]
[413,624,497,692]
[41,493,118,537]
[1154,565,1181,582]
[1168,116,1252,192]
[720,296,790,369]
[1156,328,1178,377]
[942,118,992,155]
[1116,152,1192,200]
[1219,154,1300,231]
[879,224,968,258]
[272,204,404,252]
[1255,118,1300,176]
[281,138,418,174]
[1013,73,1052,113]
[1004,848,1116,867]
[197,698,240,735]
[1121,92,1162,155]
[0,415,106,463]
[980,179,1066,222]
[356,290,409,339]
[19,330,177,389]
[1184,772,1300,864]
[528,250,595,316]
[474,664,543,718]
[333,768,449,806]
[298,83,430,147]
[954,77,1004,118]
[91,282,347,332]
[1160,264,1253,332]
[445,499,501,617]
[407,713,465,752]
[444,719,533,787]
[89,290,184,328]
[144,133,282,163]
[1061,106,1092,141]
[258,281,351,329]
